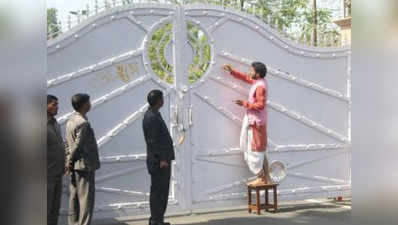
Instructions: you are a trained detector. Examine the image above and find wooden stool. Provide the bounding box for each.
[247,183,278,215]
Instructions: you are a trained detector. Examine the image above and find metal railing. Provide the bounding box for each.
[47,0,346,47]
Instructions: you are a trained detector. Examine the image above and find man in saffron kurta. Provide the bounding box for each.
[223,62,272,185]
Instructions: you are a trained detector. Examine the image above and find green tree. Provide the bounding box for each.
[269,0,308,31]
[297,3,338,46]
[47,8,61,39]
[246,0,338,46]
[187,0,338,46]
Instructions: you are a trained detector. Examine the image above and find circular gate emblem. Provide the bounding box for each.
[147,21,211,85]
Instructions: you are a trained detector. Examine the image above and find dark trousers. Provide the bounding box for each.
[149,164,171,224]
[47,175,63,225]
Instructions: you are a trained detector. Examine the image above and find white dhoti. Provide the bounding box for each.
[240,115,266,175]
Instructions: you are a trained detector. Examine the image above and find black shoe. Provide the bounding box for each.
[148,216,170,225]
[149,217,160,225]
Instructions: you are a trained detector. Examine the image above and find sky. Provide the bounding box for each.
[47,0,96,29]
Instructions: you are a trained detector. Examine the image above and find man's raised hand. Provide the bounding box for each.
[223,64,233,73]
[235,100,243,106]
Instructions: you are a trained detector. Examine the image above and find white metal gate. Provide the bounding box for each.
[47,3,351,221]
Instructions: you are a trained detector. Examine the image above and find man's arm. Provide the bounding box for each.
[242,86,266,111]
[67,122,90,165]
[230,69,255,84]
[223,64,254,84]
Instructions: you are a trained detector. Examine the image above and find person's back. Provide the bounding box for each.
[142,90,175,225]
[143,107,175,173]
[65,112,100,171]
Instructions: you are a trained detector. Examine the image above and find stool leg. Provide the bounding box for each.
[273,187,278,213]
[256,189,260,215]
[248,187,252,213]
[265,189,269,212]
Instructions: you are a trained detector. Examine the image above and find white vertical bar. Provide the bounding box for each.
[347,51,351,142]
[321,34,324,46]
[67,15,71,29]
[326,33,330,47]
[86,4,90,18]
[172,5,192,211]
[95,0,99,14]
[341,0,345,18]
[173,7,189,90]
[57,20,62,33]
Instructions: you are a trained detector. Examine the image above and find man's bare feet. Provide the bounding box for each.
[263,178,272,185]
[264,173,273,184]
[247,177,265,186]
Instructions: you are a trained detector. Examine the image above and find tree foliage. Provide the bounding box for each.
[47,8,61,39]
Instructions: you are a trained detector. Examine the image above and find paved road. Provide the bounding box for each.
[96,198,351,225]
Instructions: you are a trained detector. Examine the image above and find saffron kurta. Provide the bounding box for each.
[230,69,268,152]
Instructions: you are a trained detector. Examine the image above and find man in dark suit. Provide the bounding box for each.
[47,95,66,225]
[143,90,175,225]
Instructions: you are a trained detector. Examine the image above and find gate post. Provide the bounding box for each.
[173,5,193,211]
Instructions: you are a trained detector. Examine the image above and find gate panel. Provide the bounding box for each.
[48,17,146,79]
[47,4,182,220]
[184,5,351,207]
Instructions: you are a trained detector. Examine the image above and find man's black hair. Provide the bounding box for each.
[147,90,163,107]
[71,93,90,111]
[251,61,267,78]
[47,95,58,104]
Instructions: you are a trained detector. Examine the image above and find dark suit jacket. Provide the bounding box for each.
[143,107,175,174]
[47,117,66,177]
